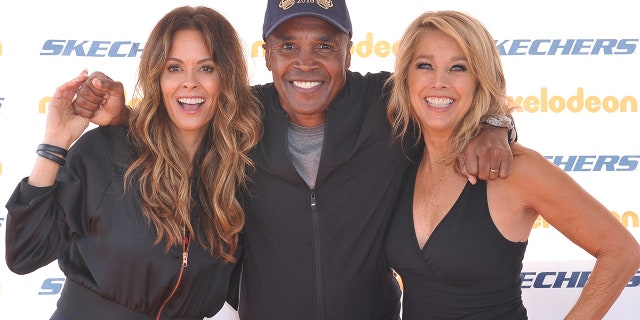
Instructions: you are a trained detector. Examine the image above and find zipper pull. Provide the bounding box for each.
[310,191,316,208]
[182,232,190,267]
[182,251,188,268]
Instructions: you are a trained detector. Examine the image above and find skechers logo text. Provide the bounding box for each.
[521,271,640,288]
[496,39,638,55]
[545,155,640,171]
[41,40,143,57]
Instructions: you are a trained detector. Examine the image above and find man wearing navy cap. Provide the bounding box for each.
[239,1,407,319]
[72,1,514,319]
[238,1,513,319]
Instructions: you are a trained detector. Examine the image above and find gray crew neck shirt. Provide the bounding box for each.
[287,121,325,189]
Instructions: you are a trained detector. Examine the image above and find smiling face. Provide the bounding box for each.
[263,16,352,127]
[161,29,221,152]
[407,30,477,139]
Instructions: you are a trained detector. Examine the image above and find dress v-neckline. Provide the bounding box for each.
[413,180,471,253]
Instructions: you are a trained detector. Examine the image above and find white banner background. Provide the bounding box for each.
[0,1,638,319]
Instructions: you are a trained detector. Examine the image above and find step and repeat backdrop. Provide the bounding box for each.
[0,0,638,319]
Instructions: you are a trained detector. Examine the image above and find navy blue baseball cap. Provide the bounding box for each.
[262,0,353,39]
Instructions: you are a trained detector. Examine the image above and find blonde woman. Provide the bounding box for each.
[384,10,640,319]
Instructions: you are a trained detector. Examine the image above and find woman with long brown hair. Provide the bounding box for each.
[5,6,262,319]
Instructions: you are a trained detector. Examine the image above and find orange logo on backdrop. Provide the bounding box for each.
[534,211,639,229]
[39,92,136,114]
[511,88,638,113]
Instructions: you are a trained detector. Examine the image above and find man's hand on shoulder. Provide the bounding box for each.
[458,126,513,184]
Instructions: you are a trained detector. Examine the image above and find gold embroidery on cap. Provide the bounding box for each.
[279,0,295,10]
[317,0,334,10]
[279,0,334,11]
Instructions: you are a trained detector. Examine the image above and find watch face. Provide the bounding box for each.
[482,115,513,130]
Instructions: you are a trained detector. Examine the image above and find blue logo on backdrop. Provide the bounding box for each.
[521,271,640,288]
[496,39,638,55]
[37,271,640,296]
[40,40,143,57]
[40,38,639,57]
[545,155,640,171]
[39,278,65,295]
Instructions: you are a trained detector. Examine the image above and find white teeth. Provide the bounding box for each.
[293,81,321,89]
[178,98,205,104]
[425,97,453,108]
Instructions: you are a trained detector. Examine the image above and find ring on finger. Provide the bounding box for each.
[490,169,500,173]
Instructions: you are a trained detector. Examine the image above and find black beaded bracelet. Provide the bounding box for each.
[37,144,69,157]
[36,150,66,166]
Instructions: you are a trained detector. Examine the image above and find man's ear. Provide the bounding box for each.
[262,43,272,71]
[345,40,353,69]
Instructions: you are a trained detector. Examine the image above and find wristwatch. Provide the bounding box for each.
[481,115,513,130]
[481,114,517,143]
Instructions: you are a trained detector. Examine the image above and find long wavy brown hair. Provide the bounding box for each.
[124,6,263,263]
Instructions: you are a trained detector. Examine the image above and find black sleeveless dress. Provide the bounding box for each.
[384,159,528,319]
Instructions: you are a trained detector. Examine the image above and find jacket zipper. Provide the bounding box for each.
[310,191,325,320]
[284,113,327,319]
[155,231,190,320]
